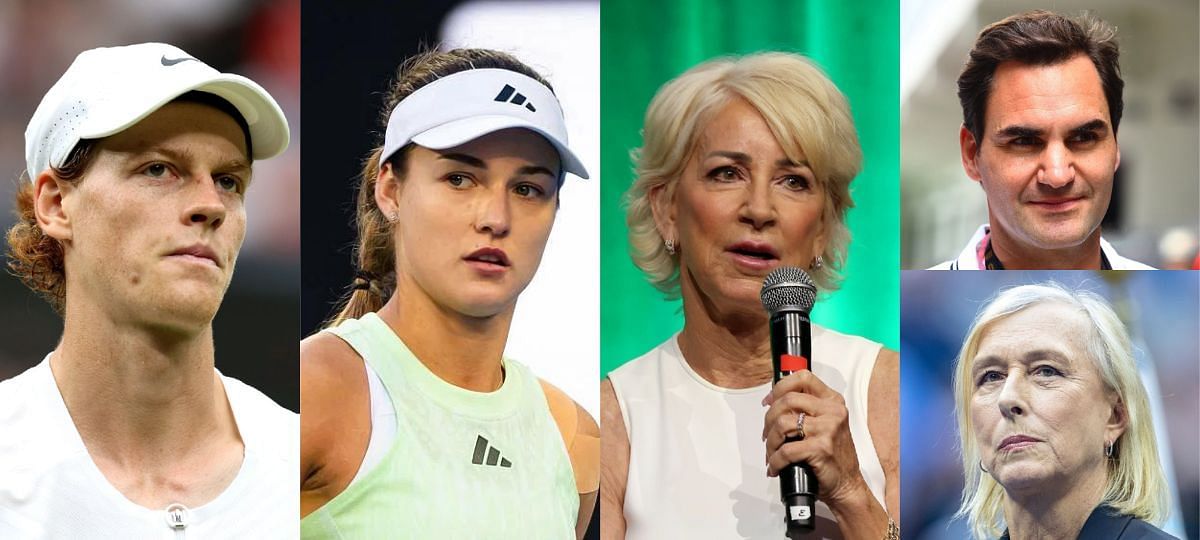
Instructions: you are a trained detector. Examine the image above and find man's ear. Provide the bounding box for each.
[960,125,983,183]
[34,171,73,243]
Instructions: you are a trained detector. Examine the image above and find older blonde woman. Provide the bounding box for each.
[953,283,1173,539]
[601,53,899,539]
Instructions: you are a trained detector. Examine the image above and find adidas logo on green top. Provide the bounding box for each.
[471,435,513,468]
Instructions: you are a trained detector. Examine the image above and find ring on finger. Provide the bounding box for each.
[796,412,807,440]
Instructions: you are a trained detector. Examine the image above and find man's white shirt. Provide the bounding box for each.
[929,224,1156,270]
[0,355,298,539]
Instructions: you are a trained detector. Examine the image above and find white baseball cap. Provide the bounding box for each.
[382,68,589,179]
[25,42,290,180]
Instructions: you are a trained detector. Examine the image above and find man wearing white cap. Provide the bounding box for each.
[0,43,296,538]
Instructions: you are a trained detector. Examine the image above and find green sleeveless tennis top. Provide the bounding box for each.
[300,312,578,539]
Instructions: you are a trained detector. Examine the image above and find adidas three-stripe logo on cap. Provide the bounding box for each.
[471,435,513,468]
[493,84,536,112]
[380,69,589,179]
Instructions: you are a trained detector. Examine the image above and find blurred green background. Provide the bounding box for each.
[601,0,900,376]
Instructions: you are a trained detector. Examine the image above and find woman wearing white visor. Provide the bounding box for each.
[300,49,598,539]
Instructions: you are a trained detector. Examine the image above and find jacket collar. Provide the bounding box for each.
[947,224,1155,270]
[999,505,1128,540]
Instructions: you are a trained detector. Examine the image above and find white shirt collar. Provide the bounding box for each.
[933,224,1155,270]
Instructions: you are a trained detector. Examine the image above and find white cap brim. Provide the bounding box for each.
[412,115,589,180]
[382,68,589,181]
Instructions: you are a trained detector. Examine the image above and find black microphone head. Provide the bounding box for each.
[760,267,816,315]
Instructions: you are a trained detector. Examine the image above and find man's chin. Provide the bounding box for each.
[1030,230,1097,251]
[140,296,222,334]
[1015,217,1099,250]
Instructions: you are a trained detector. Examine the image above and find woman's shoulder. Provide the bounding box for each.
[607,333,681,381]
[537,379,599,448]
[538,378,600,494]
[301,331,363,378]
[300,332,368,415]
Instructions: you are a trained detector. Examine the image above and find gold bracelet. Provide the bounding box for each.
[883,518,899,540]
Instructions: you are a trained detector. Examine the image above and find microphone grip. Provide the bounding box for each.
[770,312,817,536]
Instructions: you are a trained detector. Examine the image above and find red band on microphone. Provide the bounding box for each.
[781,354,808,372]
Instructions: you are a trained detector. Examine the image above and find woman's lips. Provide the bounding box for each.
[727,251,778,271]
[998,434,1041,451]
[726,241,779,272]
[463,247,510,276]
[464,260,509,276]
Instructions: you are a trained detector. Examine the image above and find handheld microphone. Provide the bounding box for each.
[760,267,818,537]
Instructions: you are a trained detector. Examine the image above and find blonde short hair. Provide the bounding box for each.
[952,282,1169,538]
[624,52,862,297]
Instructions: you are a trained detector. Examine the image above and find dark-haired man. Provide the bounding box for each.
[933,10,1152,270]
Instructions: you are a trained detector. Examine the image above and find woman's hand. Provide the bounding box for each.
[761,369,872,510]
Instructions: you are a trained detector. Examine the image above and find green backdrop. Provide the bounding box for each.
[601,0,900,376]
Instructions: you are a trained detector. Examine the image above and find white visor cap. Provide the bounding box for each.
[25,42,290,180]
[382,68,589,180]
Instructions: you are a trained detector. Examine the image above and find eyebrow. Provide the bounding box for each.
[995,125,1043,140]
[704,150,810,169]
[439,152,487,169]
[516,165,556,177]
[439,152,557,178]
[994,118,1110,140]
[137,147,251,174]
[1069,119,1109,136]
[971,349,1071,373]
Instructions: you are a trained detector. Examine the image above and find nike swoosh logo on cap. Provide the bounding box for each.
[160,55,196,67]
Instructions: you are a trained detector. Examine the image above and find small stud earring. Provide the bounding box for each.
[811,255,824,270]
[664,238,676,255]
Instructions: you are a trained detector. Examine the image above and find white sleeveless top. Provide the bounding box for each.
[0,356,299,539]
[608,325,886,540]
